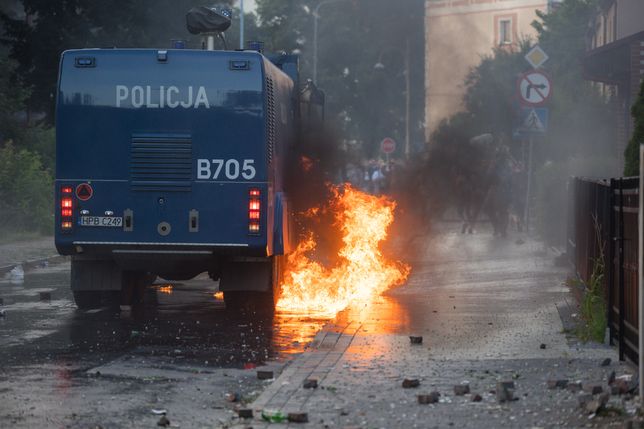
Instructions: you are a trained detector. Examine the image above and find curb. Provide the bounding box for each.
[0,254,69,276]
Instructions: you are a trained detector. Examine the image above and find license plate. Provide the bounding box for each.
[79,216,123,227]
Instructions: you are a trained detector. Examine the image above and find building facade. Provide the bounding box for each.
[584,0,644,166]
[425,0,549,141]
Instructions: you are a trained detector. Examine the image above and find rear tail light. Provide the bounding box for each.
[248,188,261,234]
[60,187,74,231]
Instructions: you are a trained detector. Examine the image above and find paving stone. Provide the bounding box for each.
[584,384,603,395]
[257,370,274,380]
[418,392,440,404]
[237,409,253,419]
[287,412,309,423]
[402,378,420,388]
[303,378,318,389]
[547,379,568,389]
[453,383,470,395]
[409,336,423,344]
[567,381,583,392]
[496,382,514,403]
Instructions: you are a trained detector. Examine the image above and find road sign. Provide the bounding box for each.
[517,71,552,106]
[515,107,548,135]
[381,137,396,154]
[525,45,549,69]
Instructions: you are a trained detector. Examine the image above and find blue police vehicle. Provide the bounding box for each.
[54,7,320,310]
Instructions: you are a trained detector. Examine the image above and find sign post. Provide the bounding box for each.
[380,137,396,170]
[639,144,643,404]
[516,46,551,233]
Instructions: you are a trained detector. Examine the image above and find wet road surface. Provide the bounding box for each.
[0,261,327,428]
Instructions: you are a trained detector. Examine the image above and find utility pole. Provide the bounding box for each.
[404,37,411,161]
[239,0,245,49]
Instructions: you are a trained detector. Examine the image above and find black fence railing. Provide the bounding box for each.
[569,176,640,364]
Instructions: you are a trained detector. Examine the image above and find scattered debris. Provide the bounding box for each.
[39,291,51,302]
[0,297,4,305]
[515,238,525,245]
[496,381,514,403]
[287,412,309,423]
[612,375,638,395]
[238,409,253,419]
[547,379,568,389]
[608,371,616,385]
[601,358,612,367]
[303,378,318,389]
[7,265,24,282]
[151,409,167,415]
[402,378,420,388]
[584,384,603,395]
[224,392,240,402]
[0,309,5,318]
[418,392,440,404]
[567,381,583,392]
[585,392,610,414]
[262,410,286,422]
[471,393,483,402]
[409,336,423,344]
[539,343,546,349]
[453,383,470,396]
[257,370,274,380]
[157,415,170,427]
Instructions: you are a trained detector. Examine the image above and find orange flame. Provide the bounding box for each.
[157,285,173,294]
[276,184,410,317]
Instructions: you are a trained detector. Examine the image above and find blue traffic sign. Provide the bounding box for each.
[514,107,548,137]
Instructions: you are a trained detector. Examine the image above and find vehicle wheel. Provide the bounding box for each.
[224,290,274,315]
[72,290,103,310]
[120,271,150,307]
[223,255,284,313]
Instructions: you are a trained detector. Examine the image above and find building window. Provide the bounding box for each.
[499,19,512,44]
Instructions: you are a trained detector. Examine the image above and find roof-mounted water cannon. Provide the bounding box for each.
[186,5,232,50]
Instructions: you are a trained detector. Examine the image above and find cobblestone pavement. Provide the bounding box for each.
[228,227,637,428]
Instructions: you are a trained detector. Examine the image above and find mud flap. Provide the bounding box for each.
[71,258,122,291]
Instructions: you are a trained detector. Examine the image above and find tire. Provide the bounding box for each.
[224,290,274,315]
[120,271,151,307]
[223,255,284,314]
[72,290,103,310]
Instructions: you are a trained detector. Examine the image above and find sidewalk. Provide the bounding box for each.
[0,236,61,274]
[229,227,637,428]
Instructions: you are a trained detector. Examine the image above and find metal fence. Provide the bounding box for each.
[569,176,640,363]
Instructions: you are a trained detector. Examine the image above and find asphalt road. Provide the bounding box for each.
[0,262,327,428]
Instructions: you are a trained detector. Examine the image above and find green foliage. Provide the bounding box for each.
[0,46,29,142]
[577,221,607,343]
[1,0,234,121]
[0,142,53,234]
[624,80,644,176]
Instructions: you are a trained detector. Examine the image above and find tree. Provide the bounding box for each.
[624,80,644,176]
[0,0,234,122]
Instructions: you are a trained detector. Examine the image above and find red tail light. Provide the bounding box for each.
[60,187,74,230]
[248,189,261,234]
